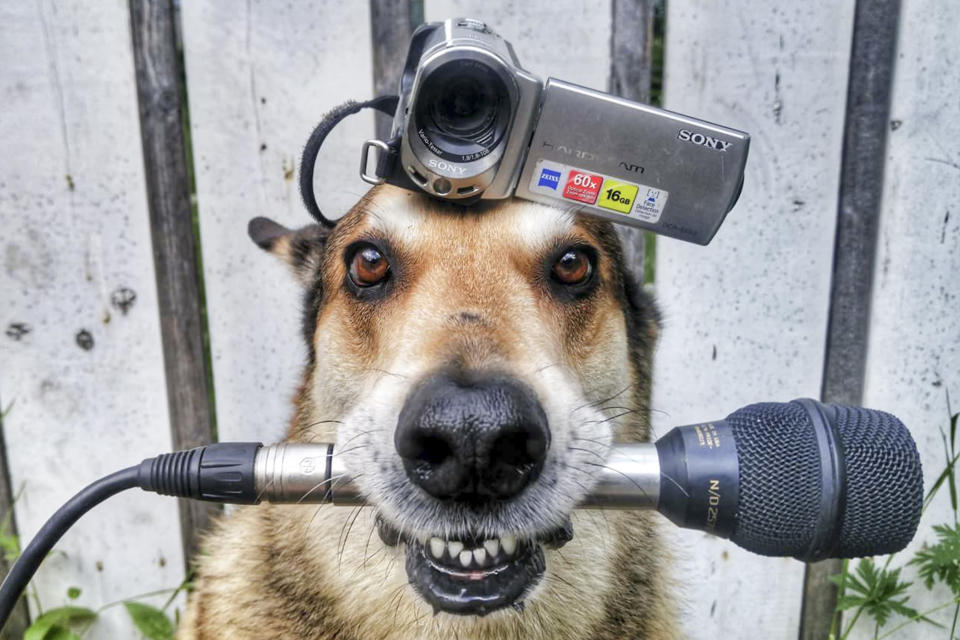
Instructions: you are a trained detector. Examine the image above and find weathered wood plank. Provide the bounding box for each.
[850,0,960,636]
[0,1,185,637]
[652,2,856,636]
[801,1,902,637]
[0,410,30,639]
[609,0,654,283]
[180,1,376,445]
[128,0,219,568]
[370,0,418,139]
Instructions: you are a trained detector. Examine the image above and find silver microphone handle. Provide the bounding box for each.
[254,442,659,508]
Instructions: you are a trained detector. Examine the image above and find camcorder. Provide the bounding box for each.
[359,18,750,245]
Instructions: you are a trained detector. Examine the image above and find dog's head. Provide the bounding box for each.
[251,184,659,618]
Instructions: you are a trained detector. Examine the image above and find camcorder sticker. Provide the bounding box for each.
[528,159,669,223]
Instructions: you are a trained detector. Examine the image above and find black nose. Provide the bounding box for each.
[395,373,550,501]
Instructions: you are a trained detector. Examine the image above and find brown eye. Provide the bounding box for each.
[349,245,390,287]
[552,248,593,285]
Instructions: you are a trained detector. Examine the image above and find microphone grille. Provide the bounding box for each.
[830,404,923,558]
[727,401,922,559]
[727,402,822,558]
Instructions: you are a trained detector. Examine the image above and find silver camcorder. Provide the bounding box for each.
[359,18,750,245]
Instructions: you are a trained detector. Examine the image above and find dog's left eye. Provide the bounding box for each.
[552,248,593,285]
[349,244,390,287]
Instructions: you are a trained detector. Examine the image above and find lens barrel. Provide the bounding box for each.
[414,59,511,162]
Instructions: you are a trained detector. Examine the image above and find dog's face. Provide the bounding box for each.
[251,185,658,619]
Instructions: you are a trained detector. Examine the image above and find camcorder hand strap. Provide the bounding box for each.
[299,95,399,227]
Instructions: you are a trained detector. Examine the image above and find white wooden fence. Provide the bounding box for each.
[0,1,956,639]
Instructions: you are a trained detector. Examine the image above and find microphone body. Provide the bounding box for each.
[3,398,921,635]
[143,399,923,561]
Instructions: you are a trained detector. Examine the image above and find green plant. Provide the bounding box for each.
[0,489,190,639]
[830,393,960,640]
[16,577,190,640]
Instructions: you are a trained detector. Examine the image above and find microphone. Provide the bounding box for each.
[248,399,923,561]
[0,399,924,631]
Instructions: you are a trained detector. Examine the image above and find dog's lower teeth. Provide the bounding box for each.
[473,547,487,565]
[422,535,528,567]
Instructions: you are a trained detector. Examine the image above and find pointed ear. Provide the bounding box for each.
[248,216,330,286]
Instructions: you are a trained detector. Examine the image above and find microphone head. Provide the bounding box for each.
[726,401,923,560]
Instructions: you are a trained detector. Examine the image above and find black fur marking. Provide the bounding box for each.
[301,281,324,364]
[248,216,291,251]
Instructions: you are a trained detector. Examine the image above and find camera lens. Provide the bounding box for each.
[430,77,497,139]
[414,60,511,162]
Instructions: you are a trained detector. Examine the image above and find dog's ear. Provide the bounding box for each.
[248,216,330,286]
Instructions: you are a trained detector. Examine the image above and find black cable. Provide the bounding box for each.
[0,467,139,628]
[0,443,263,632]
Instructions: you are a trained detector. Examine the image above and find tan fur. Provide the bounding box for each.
[180,186,679,639]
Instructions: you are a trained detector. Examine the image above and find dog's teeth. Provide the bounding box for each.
[459,550,472,567]
[501,536,517,556]
[447,541,464,558]
[473,548,487,565]
[483,539,499,557]
[416,532,428,545]
[429,537,445,559]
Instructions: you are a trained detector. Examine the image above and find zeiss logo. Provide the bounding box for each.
[538,168,561,189]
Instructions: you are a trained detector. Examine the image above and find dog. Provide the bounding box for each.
[180,184,678,639]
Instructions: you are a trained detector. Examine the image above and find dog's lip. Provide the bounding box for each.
[376,515,573,616]
[405,536,545,616]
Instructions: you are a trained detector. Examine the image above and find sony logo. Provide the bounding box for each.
[427,158,468,175]
[678,129,732,152]
[705,479,721,531]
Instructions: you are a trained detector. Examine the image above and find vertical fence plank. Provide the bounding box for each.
[128,0,219,567]
[652,2,856,637]
[801,1,902,637]
[181,1,376,445]
[370,0,417,139]
[0,1,185,637]
[609,0,653,283]
[0,413,29,639]
[853,0,960,637]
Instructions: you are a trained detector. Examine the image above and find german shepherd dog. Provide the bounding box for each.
[181,185,678,639]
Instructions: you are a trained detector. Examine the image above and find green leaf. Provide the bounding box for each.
[0,530,19,563]
[24,607,96,640]
[837,558,917,629]
[124,601,174,640]
[66,586,81,600]
[940,427,958,514]
[910,523,960,595]
[46,627,81,640]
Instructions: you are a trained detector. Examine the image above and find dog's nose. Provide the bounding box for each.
[395,373,550,501]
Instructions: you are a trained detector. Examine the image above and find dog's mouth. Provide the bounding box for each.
[378,516,573,616]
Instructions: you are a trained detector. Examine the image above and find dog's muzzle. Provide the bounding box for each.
[390,371,561,616]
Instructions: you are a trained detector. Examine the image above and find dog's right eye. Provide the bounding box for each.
[348,244,390,287]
